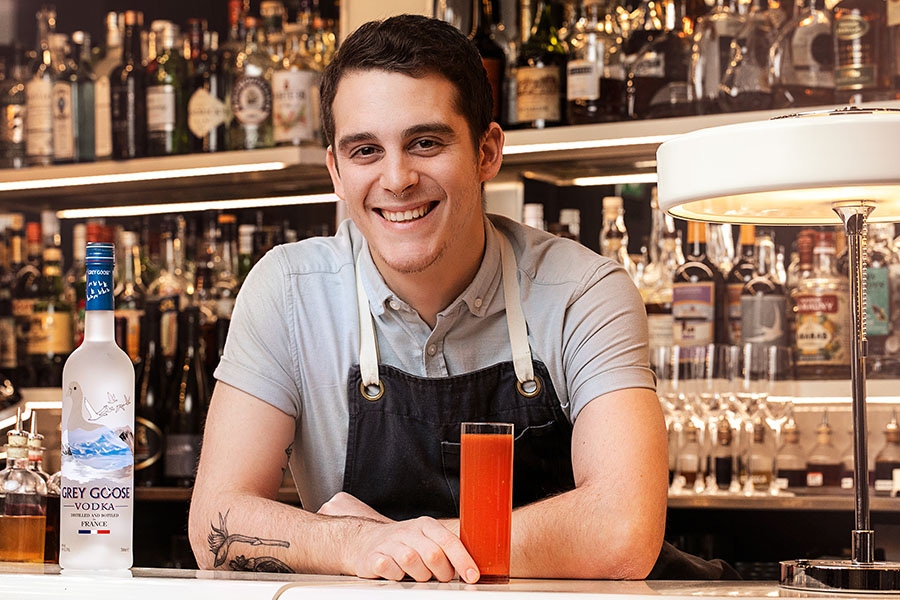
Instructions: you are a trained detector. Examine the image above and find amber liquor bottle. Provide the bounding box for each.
[833,0,893,103]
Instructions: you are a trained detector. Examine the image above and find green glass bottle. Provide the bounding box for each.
[146,21,189,156]
[514,0,568,129]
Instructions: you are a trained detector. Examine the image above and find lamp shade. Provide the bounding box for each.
[656,108,900,225]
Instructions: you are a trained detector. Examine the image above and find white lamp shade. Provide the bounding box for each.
[656,108,900,225]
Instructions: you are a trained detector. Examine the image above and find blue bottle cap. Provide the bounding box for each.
[85,242,115,262]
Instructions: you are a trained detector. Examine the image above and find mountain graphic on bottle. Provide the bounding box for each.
[61,380,133,477]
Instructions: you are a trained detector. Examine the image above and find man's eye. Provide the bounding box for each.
[413,139,442,151]
[351,146,379,158]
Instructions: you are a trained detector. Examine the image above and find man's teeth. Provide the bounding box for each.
[383,205,429,222]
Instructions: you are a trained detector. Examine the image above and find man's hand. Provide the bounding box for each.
[318,492,479,584]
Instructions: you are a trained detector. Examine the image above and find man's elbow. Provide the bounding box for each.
[581,516,665,580]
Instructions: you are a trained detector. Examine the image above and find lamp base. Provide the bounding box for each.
[780,559,900,593]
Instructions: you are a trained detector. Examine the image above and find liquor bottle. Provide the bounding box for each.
[114,230,147,363]
[273,22,321,147]
[740,229,789,349]
[260,0,286,57]
[187,22,227,153]
[839,431,855,491]
[769,0,835,109]
[674,421,703,493]
[865,223,895,376]
[712,416,736,492]
[774,415,807,491]
[745,410,775,493]
[70,31,97,163]
[471,0,507,124]
[566,0,626,124]
[60,242,134,570]
[0,46,28,169]
[690,0,745,114]
[833,0,893,104]
[63,224,87,348]
[237,223,256,284]
[214,214,240,320]
[165,305,210,488]
[0,410,47,563]
[147,217,191,375]
[644,229,680,354]
[28,414,59,564]
[627,0,696,120]
[27,245,74,388]
[14,222,42,387]
[718,0,775,113]
[219,0,248,71]
[726,224,756,346]
[873,411,900,496]
[146,21,189,156]
[111,10,147,160]
[599,195,635,278]
[515,0,568,129]
[791,229,851,379]
[226,16,275,150]
[806,411,842,489]
[48,34,78,164]
[672,221,728,346]
[135,299,166,487]
[0,223,19,400]
[625,0,665,57]
[91,12,123,161]
[25,6,56,167]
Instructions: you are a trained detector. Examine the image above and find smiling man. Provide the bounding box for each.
[188,14,668,582]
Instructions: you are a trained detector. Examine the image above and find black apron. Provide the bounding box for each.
[341,230,738,580]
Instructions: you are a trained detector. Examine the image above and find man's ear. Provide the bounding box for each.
[478,122,505,183]
[326,145,345,200]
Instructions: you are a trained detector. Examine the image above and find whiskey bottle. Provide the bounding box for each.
[833,0,893,103]
[515,0,568,128]
[471,0,507,124]
[726,224,756,345]
[769,0,835,108]
[791,230,851,379]
[0,410,47,563]
[806,411,842,489]
[146,21,189,156]
[566,0,626,124]
[873,411,900,496]
[111,10,147,160]
[673,221,728,346]
[60,242,134,570]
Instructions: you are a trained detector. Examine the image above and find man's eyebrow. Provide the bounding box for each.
[336,132,376,154]
[402,122,456,138]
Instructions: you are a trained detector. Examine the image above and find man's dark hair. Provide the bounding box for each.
[320,14,494,149]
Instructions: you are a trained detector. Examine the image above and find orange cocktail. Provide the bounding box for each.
[459,422,513,584]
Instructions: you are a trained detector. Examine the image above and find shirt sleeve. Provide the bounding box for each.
[214,247,302,419]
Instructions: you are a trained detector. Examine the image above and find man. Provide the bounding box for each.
[188,14,668,582]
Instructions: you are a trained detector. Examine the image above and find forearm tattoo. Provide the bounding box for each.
[208,510,293,572]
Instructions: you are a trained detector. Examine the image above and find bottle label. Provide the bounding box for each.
[94,75,113,158]
[631,51,665,78]
[28,310,74,355]
[647,312,674,351]
[25,77,53,159]
[794,293,850,366]
[866,265,890,336]
[272,69,317,143]
[834,14,879,89]
[134,416,164,471]
[566,59,599,101]
[672,281,716,346]
[740,294,789,345]
[231,75,272,127]
[516,65,561,122]
[147,85,177,133]
[165,433,201,478]
[788,22,835,87]
[85,263,114,311]
[188,87,226,138]
[52,81,75,161]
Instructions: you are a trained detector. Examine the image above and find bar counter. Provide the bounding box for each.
[0,564,889,600]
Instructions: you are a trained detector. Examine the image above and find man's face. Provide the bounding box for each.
[326,69,502,282]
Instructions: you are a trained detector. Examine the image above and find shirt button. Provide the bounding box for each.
[474,297,483,308]
[427,344,437,356]
[389,300,401,311]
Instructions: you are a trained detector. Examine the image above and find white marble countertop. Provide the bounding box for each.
[1,564,894,600]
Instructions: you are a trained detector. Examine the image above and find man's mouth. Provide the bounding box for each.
[379,203,434,223]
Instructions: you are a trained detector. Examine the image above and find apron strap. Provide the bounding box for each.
[355,228,537,390]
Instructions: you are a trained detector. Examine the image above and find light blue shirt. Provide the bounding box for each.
[216,214,654,510]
